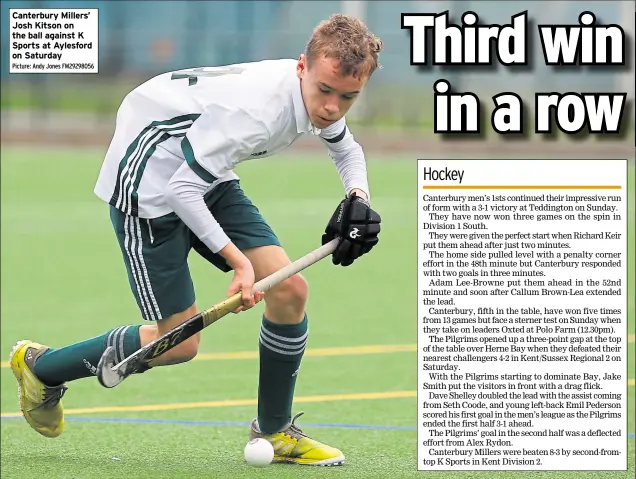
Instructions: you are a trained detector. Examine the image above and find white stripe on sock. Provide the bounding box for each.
[260,326,308,344]
[117,325,132,365]
[107,326,127,363]
[259,330,307,353]
[259,333,306,356]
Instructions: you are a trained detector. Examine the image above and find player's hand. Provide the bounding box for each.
[322,192,381,266]
[219,242,264,313]
[227,260,264,313]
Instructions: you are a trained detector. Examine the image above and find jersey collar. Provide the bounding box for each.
[291,75,321,135]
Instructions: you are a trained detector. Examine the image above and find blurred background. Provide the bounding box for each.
[1,0,634,155]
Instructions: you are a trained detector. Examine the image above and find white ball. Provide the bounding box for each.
[244,438,274,467]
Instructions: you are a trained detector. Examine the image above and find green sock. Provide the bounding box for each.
[257,314,308,434]
[33,325,146,386]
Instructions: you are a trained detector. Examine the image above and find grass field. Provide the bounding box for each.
[1,147,634,478]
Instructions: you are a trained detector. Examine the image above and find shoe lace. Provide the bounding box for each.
[42,384,68,407]
[284,411,309,440]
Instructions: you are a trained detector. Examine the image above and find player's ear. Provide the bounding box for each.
[297,54,306,79]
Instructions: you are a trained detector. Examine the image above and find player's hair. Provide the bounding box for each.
[305,14,384,79]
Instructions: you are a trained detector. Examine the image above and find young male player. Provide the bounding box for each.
[9,14,382,466]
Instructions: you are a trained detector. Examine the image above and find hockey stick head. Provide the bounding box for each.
[97,346,127,388]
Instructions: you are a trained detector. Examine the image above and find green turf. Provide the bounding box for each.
[1,147,634,478]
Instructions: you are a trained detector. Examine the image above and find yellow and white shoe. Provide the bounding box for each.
[9,340,67,438]
[249,412,345,466]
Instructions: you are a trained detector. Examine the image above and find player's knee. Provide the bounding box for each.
[148,329,200,366]
[150,305,202,365]
[167,333,200,364]
[266,273,308,312]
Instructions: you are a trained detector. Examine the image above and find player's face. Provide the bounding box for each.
[297,54,367,129]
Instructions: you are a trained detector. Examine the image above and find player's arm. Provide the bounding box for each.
[319,118,371,200]
[163,104,270,306]
[318,119,381,267]
[163,164,244,267]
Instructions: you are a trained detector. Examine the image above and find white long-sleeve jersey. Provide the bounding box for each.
[94,59,370,254]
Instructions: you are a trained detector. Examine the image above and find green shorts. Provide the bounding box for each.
[109,180,280,321]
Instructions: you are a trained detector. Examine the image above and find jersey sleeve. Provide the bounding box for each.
[319,118,371,201]
[181,104,270,183]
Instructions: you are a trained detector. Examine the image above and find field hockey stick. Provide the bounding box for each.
[97,238,339,388]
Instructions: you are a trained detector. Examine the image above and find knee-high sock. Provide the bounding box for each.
[33,325,146,386]
[257,314,308,434]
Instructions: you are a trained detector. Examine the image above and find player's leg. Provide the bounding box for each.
[193,182,307,433]
[244,245,344,466]
[242,245,308,430]
[192,180,344,466]
[9,206,201,438]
